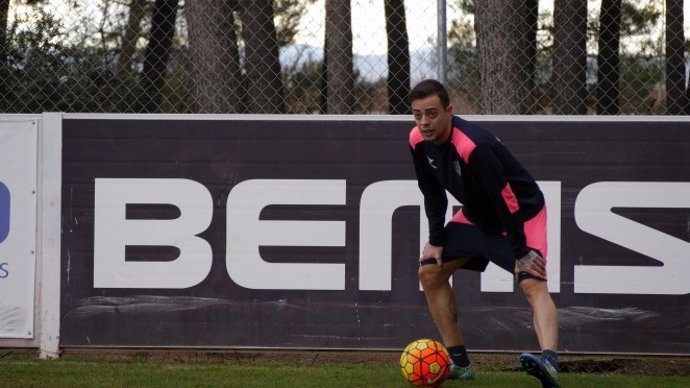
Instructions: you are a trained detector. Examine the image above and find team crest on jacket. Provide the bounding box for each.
[427,156,437,169]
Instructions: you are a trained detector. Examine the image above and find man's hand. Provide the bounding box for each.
[515,250,547,280]
[421,242,444,267]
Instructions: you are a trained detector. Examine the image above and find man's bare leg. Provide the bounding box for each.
[519,278,558,351]
[418,258,469,346]
[519,278,560,387]
[418,258,475,380]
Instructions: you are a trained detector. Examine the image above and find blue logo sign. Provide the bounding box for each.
[0,181,9,243]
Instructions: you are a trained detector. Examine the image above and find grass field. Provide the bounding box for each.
[2,350,690,387]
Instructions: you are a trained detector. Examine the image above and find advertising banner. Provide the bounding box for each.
[60,117,690,354]
[0,120,38,339]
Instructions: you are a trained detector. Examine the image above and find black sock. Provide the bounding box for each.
[541,349,559,370]
[446,345,471,367]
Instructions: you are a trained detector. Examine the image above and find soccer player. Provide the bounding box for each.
[407,79,560,387]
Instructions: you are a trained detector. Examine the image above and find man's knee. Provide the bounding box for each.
[519,277,548,301]
[418,263,445,289]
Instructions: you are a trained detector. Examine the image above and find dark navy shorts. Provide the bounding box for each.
[421,206,548,281]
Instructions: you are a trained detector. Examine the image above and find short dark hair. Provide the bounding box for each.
[409,79,450,108]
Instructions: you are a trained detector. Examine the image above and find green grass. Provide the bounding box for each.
[1,354,689,387]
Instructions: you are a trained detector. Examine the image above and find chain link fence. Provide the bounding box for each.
[0,0,686,114]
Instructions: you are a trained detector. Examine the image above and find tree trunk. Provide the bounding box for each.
[119,0,147,74]
[516,0,537,114]
[596,0,622,115]
[141,0,178,113]
[325,0,354,114]
[552,0,588,114]
[0,0,10,65]
[185,0,242,113]
[239,0,284,113]
[665,0,686,115]
[474,1,534,114]
[385,0,410,115]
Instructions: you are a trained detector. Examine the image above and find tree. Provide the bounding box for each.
[185,0,242,113]
[0,0,9,110]
[665,0,685,114]
[141,0,178,113]
[274,0,316,48]
[474,1,536,114]
[597,0,622,115]
[324,0,354,114]
[384,0,410,115]
[118,0,147,74]
[239,0,284,113]
[516,0,537,114]
[552,0,587,114]
[0,0,9,64]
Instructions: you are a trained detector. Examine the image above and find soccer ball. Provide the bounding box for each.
[399,338,451,387]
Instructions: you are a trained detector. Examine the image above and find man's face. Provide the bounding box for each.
[411,94,453,144]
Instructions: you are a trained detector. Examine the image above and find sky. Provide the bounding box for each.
[297,0,554,55]
[6,0,689,56]
[298,0,464,55]
[297,0,690,56]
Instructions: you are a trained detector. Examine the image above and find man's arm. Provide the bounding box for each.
[410,147,447,246]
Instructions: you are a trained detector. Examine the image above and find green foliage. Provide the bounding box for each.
[274,0,317,48]
[157,63,193,113]
[283,59,323,113]
[619,55,665,114]
[0,7,146,113]
[621,2,662,36]
[456,0,474,15]
[448,18,475,48]
[1,0,333,114]
[282,57,382,114]
[1,45,147,113]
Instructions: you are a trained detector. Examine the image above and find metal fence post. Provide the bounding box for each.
[437,0,448,85]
